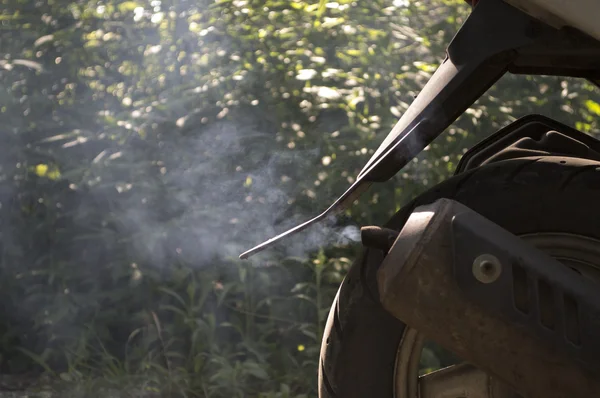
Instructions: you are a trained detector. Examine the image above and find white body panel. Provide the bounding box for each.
[505,0,600,42]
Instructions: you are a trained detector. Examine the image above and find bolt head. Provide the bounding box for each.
[472,254,502,283]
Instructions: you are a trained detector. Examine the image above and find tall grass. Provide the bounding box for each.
[1,242,357,397]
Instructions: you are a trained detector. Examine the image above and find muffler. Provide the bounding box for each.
[377,198,600,398]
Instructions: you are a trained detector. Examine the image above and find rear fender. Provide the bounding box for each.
[456,115,600,174]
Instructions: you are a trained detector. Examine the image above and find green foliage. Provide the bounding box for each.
[0,0,598,396]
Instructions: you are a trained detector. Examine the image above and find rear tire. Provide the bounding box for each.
[319,156,600,398]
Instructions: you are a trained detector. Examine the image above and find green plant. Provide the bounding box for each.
[0,0,598,396]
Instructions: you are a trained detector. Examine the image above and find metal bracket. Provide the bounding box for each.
[377,198,600,398]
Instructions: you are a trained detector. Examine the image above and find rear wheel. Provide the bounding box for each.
[319,156,600,398]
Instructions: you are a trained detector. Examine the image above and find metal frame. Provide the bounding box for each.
[240,0,600,259]
[377,198,600,398]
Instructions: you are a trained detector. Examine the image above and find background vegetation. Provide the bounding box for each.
[1,0,599,396]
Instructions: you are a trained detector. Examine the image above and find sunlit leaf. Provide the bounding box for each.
[585,99,600,116]
[296,69,318,80]
[12,59,43,71]
[34,164,48,177]
[117,1,139,13]
[34,34,54,47]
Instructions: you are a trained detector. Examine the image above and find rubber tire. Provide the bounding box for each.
[319,156,600,398]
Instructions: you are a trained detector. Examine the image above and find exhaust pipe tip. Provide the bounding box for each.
[360,226,399,252]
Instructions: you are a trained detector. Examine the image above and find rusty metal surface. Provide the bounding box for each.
[452,208,600,371]
[377,198,600,398]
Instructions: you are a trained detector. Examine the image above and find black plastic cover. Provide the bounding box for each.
[456,115,600,174]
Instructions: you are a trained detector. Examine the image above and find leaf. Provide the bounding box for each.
[15,348,54,374]
[46,169,61,180]
[238,266,247,283]
[316,0,327,17]
[300,329,317,340]
[11,59,43,71]
[291,282,310,293]
[296,69,317,80]
[216,282,237,307]
[34,34,54,47]
[158,287,187,306]
[126,328,143,345]
[280,383,291,396]
[390,106,402,118]
[321,17,344,28]
[244,361,269,380]
[294,294,316,306]
[34,164,49,177]
[118,1,140,12]
[585,100,600,116]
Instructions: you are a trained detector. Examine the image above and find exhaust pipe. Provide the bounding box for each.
[377,198,600,398]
